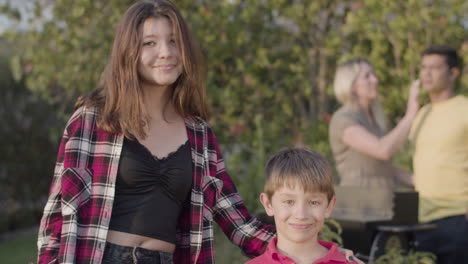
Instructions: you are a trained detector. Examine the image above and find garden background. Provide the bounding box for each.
[0,0,467,263]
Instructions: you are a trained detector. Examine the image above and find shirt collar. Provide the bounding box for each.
[315,240,348,263]
[266,237,349,263]
[267,237,290,263]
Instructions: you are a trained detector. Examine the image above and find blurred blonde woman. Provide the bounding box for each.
[329,58,419,189]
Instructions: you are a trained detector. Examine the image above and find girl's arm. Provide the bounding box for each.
[208,128,275,258]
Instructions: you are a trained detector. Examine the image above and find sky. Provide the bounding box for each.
[0,0,31,33]
[0,0,52,34]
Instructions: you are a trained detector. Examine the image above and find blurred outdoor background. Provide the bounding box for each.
[0,0,467,263]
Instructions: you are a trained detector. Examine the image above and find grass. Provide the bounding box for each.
[0,232,37,264]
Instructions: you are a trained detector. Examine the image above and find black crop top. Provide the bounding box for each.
[109,137,192,244]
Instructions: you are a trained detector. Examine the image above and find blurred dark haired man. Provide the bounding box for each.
[409,44,467,264]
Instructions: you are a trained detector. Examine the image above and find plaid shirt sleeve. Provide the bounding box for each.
[37,120,71,264]
[207,127,276,258]
[37,107,123,264]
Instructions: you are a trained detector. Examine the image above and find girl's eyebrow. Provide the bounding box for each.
[142,34,159,39]
[143,33,174,38]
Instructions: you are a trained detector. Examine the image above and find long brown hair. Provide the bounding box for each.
[76,0,207,139]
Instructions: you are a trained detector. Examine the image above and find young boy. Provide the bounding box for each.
[247,148,358,264]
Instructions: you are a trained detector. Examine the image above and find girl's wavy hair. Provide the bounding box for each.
[75,0,207,139]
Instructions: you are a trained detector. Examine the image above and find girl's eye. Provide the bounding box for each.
[143,41,156,46]
[170,39,176,44]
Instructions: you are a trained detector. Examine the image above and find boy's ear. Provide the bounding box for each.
[260,192,274,216]
[325,196,337,219]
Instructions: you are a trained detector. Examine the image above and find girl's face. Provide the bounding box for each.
[138,17,183,90]
[352,63,379,103]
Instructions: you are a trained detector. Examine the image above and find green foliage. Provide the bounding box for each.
[0,40,59,205]
[343,0,468,124]
[0,206,42,234]
[319,219,343,245]
[374,248,436,264]
[3,0,466,178]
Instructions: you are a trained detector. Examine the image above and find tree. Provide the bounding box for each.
[0,38,57,207]
[342,0,468,170]
[343,0,468,120]
[3,0,467,210]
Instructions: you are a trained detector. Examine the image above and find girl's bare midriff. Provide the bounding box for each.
[106,230,176,253]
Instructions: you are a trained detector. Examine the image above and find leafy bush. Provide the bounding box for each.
[320,219,343,245]
[374,248,436,264]
[0,205,43,234]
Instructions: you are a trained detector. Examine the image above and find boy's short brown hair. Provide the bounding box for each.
[264,147,334,201]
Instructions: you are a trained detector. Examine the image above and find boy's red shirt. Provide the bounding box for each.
[245,237,359,264]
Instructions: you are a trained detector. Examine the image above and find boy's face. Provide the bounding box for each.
[260,184,336,246]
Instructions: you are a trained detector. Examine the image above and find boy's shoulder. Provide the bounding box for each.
[317,240,358,263]
[245,239,358,264]
[244,254,270,264]
[244,237,278,264]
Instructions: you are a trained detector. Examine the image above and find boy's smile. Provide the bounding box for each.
[260,184,336,247]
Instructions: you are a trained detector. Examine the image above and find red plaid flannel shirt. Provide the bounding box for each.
[37,106,275,264]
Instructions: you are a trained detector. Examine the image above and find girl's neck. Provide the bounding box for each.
[142,83,172,121]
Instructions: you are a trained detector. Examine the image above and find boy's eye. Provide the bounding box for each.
[284,200,294,205]
[309,200,320,205]
[170,39,176,44]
